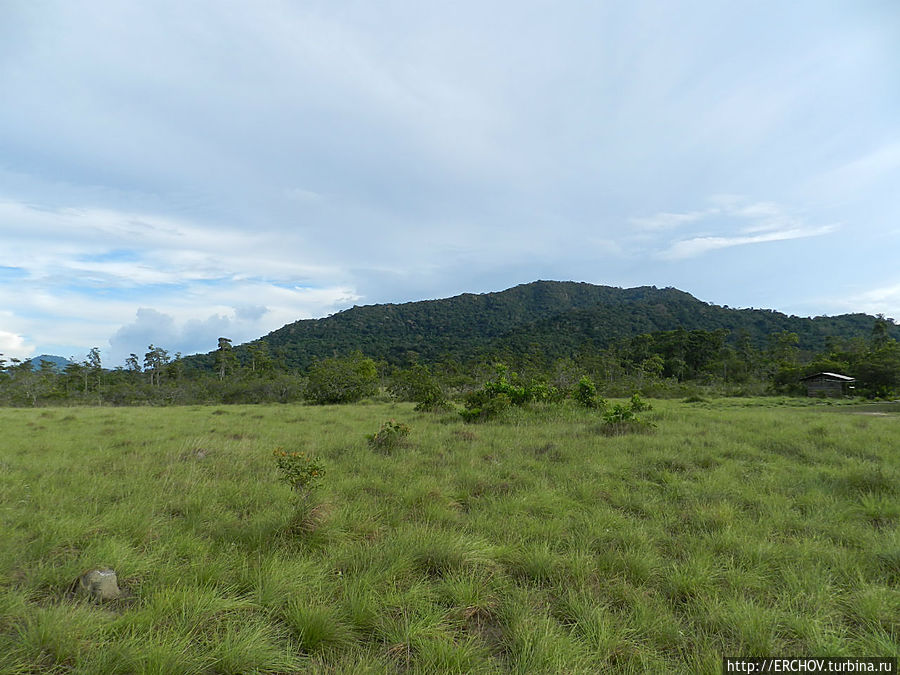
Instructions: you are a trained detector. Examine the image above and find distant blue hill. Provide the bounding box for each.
[25,355,73,372]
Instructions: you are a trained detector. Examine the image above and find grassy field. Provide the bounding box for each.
[0,398,897,673]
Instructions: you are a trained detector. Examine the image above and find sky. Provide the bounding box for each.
[1,1,899,366]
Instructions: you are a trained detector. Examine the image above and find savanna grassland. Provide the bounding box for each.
[0,399,898,673]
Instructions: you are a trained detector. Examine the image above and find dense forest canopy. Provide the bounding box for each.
[179,281,899,372]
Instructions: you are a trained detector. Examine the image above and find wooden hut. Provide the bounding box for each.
[799,372,855,398]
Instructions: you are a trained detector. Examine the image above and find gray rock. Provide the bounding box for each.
[77,568,121,601]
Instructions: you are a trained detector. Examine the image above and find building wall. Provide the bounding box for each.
[805,379,844,397]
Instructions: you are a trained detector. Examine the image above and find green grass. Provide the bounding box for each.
[0,399,898,673]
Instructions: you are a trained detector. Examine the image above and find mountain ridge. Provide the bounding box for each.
[185,280,898,371]
[24,354,73,372]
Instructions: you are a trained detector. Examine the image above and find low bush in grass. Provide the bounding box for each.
[305,352,378,404]
[389,365,452,412]
[598,394,655,435]
[414,388,453,413]
[367,419,411,453]
[460,364,558,423]
[574,375,606,410]
[628,393,651,412]
[273,448,327,532]
[273,448,325,494]
[460,391,512,423]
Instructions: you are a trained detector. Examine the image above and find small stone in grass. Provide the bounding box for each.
[77,568,121,602]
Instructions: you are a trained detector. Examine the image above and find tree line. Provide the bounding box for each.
[1,317,897,407]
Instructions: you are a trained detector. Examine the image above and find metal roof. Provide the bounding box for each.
[799,372,855,382]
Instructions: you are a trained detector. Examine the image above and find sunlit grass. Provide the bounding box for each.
[0,399,898,672]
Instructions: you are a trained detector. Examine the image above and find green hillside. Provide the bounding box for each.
[488,300,883,365]
[24,355,72,372]
[261,282,687,367]
[186,281,898,371]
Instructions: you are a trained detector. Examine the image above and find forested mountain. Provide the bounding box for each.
[487,297,884,366]
[25,355,72,371]
[187,281,898,371]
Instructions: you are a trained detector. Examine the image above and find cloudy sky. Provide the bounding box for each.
[1,1,898,366]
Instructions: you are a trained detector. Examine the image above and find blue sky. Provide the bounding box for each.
[1,1,898,366]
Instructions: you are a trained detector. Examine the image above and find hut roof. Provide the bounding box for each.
[799,372,855,382]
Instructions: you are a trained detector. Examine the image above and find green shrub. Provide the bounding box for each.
[305,352,378,404]
[367,419,411,452]
[389,365,440,401]
[602,403,635,425]
[273,449,325,494]
[414,387,453,413]
[273,448,328,533]
[388,364,453,412]
[459,391,511,423]
[628,393,651,412]
[574,375,605,409]
[599,394,655,435]
[460,364,556,422]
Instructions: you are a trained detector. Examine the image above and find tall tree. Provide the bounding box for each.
[86,347,103,393]
[871,314,891,349]
[215,338,237,380]
[246,342,273,373]
[167,352,185,382]
[125,353,142,373]
[64,361,88,394]
[143,345,170,387]
[768,331,799,366]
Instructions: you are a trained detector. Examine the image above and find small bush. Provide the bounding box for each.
[598,395,655,435]
[460,364,556,422]
[460,391,511,423]
[305,352,378,404]
[367,419,411,452]
[574,375,605,409]
[414,387,453,413]
[628,393,651,412]
[386,363,452,411]
[602,403,635,425]
[274,449,327,534]
[273,449,325,494]
[389,365,441,401]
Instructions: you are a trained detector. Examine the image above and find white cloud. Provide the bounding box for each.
[105,281,360,365]
[734,202,782,219]
[660,225,837,260]
[0,329,35,361]
[0,200,341,287]
[0,198,363,364]
[636,197,838,260]
[835,282,900,322]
